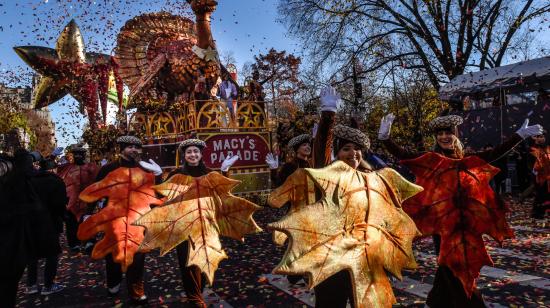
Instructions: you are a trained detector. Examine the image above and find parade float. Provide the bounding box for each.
[15,0,273,198]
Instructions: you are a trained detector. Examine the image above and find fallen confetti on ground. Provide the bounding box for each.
[15,196,549,307]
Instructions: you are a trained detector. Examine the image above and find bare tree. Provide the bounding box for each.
[278,0,550,90]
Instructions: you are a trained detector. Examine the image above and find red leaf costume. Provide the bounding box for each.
[57,163,99,220]
[401,152,514,296]
[530,145,550,192]
[77,167,162,271]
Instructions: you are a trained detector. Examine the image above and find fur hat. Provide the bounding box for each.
[333,124,370,153]
[288,134,312,152]
[178,138,207,152]
[68,144,87,153]
[429,115,463,134]
[116,136,142,149]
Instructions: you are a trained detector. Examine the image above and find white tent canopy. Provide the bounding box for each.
[439,56,550,100]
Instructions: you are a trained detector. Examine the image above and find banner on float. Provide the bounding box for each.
[198,132,271,169]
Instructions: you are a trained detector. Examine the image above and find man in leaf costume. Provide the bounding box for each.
[378,113,543,307]
[529,130,549,219]
[134,138,254,308]
[77,135,163,305]
[57,144,99,251]
[268,86,422,308]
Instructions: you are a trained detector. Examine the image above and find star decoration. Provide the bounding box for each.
[14,19,117,127]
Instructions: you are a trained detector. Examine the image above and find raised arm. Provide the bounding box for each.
[378,113,422,160]
[476,119,542,163]
[313,86,339,168]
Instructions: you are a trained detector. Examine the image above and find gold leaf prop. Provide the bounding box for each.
[267,168,315,245]
[268,161,423,307]
[134,172,262,284]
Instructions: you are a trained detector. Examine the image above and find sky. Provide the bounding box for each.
[0,0,301,148]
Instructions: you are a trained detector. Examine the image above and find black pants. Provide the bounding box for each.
[64,212,80,248]
[176,242,206,308]
[427,235,486,308]
[0,265,25,308]
[27,255,59,288]
[532,182,549,219]
[105,253,145,299]
[314,270,354,308]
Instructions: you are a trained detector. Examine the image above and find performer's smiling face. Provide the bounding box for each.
[185,146,202,166]
[436,130,456,150]
[297,142,311,158]
[337,142,362,169]
[121,145,142,162]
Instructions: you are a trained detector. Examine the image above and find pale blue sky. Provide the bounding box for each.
[0,0,301,147]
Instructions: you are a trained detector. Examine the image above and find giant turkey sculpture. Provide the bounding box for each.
[115,0,220,108]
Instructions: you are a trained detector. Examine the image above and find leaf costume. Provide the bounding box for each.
[268,161,422,307]
[57,162,99,220]
[134,172,262,284]
[77,167,162,271]
[401,153,514,296]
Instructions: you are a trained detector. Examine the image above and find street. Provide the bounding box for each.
[15,196,549,308]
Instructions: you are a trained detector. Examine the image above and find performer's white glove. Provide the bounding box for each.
[378,113,395,140]
[515,119,543,139]
[221,154,239,172]
[532,168,538,176]
[139,159,163,176]
[82,215,91,222]
[320,86,341,112]
[265,153,279,170]
[52,147,64,157]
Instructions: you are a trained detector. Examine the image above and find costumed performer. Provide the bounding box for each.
[57,144,99,252]
[529,129,549,219]
[78,135,163,305]
[268,86,422,308]
[162,138,239,307]
[266,133,312,285]
[377,113,543,307]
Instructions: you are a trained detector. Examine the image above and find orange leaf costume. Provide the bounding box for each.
[401,152,514,296]
[134,172,262,284]
[57,163,99,220]
[77,167,162,271]
[530,145,550,192]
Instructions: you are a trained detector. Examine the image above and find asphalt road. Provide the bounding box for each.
[15,196,549,307]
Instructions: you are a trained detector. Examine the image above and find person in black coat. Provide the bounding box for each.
[24,158,68,296]
[0,150,60,308]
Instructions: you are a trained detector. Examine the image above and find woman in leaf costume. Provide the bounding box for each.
[377,113,544,307]
[268,87,423,308]
[528,130,549,219]
[140,138,243,308]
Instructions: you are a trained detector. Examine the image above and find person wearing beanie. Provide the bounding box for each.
[164,138,238,307]
[25,155,68,296]
[528,130,549,219]
[309,119,373,307]
[378,113,543,307]
[57,144,99,252]
[82,135,162,305]
[267,133,312,188]
[268,86,420,307]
